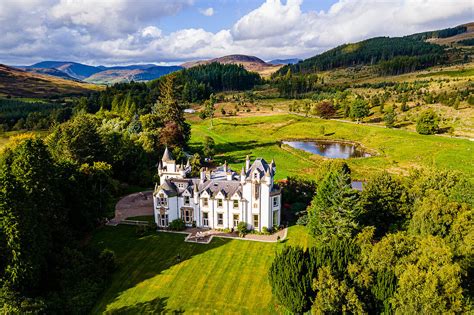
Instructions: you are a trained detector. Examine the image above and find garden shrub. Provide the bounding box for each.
[169,219,186,231]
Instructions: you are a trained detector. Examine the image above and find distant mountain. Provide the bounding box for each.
[20,67,78,81]
[268,58,301,65]
[27,61,102,80]
[181,54,282,77]
[84,65,182,84]
[0,64,99,98]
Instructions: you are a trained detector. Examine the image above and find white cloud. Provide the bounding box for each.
[0,0,472,65]
[199,7,215,17]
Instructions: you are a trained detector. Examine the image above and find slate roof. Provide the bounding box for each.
[162,146,174,162]
[157,177,242,198]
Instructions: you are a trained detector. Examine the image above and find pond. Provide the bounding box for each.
[282,140,371,159]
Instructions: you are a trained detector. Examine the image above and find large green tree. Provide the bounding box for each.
[307,169,361,240]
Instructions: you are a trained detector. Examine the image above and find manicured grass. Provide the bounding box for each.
[90,225,313,314]
[190,114,474,181]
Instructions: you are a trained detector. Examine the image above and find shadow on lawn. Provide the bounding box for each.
[93,227,230,312]
[213,140,277,163]
[106,296,184,314]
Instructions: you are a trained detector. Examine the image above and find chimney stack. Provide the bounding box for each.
[245,155,250,171]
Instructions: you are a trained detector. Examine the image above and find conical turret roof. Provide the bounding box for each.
[162,146,174,162]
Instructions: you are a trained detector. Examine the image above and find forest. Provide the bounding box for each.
[270,166,473,314]
[276,37,447,75]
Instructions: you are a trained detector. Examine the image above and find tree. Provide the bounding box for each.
[160,121,187,148]
[268,247,313,313]
[200,94,216,128]
[416,109,439,135]
[154,75,191,143]
[383,108,396,128]
[202,136,215,158]
[349,99,369,122]
[315,101,336,119]
[360,172,409,238]
[47,114,104,164]
[312,266,365,314]
[307,169,361,240]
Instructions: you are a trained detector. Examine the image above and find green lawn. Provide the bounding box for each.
[190,114,474,181]
[90,225,313,314]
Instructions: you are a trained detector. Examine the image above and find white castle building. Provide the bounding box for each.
[153,147,281,231]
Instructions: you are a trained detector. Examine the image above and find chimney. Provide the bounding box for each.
[240,167,246,184]
[200,168,206,183]
[245,155,250,171]
[223,160,228,172]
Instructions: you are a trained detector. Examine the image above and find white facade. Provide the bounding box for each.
[153,147,282,231]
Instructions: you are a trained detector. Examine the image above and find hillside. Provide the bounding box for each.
[84,65,182,84]
[21,67,78,81]
[0,64,100,98]
[268,58,301,65]
[28,61,102,80]
[181,54,282,77]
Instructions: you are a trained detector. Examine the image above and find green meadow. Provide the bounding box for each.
[91,225,313,314]
[190,114,474,181]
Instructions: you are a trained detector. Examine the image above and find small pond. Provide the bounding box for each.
[282,140,371,159]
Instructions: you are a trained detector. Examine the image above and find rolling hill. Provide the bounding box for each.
[181,54,282,77]
[84,65,182,84]
[21,67,79,81]
[268,58,301,65]
[277,23,473,77]
[0,64,100,98]
[28,61,102,80]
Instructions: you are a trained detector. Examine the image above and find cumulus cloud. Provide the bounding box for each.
[199,7,215,17]
[0,0,472,65]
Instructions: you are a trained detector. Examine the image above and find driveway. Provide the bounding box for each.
[110,190,154,224]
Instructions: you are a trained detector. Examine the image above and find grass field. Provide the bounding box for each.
[189,114,474,181]
[90,225,314,314]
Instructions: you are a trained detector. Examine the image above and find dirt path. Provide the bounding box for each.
[109,191,153,224]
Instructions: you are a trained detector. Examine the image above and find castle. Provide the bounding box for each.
[153,147,281,231]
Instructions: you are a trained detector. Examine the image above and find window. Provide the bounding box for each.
[233,200,239,209]
[233,214,239,227]
[184,196,190,205]
[181,208,193,224]
[202,198,208,207]
[217,213,224,226]
[254,172,258,179]
[158,193,167,206]
[203,212,209,226]
[253,214,259,229]
[273,210,279,227]
[217,199,223,208]
[273,196,279,207]
[159,214,168,227]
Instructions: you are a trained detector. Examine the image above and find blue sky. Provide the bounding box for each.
[158,0,336,33]
[0,0,472,66]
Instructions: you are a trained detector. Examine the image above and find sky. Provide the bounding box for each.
[0,0,472,66]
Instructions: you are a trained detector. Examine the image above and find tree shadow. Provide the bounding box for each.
[106,296,184,314]
[212,141,276,164]
[91,227,230,313]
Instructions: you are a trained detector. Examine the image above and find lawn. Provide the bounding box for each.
[90,225,313,314]
[189,114,474,181]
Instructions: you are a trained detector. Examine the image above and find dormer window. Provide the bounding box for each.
[158,193,167,206]
[217,199,223,208]
[184,196,190,205]
[254,172,258,179]
[233,200,239,209]
[202,198,208,207]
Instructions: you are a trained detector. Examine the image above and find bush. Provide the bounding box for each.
[169,219,186,231]
[416,109,439,135]
[237,221,248,237]
[315,101,336,119]
[296,214,309,226]
[99,248,117,274]
[262,226,272,235]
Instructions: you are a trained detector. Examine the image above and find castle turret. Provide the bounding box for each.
[193,182,199,204]
[200,168,206,183]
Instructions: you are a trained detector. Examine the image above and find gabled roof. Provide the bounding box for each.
[247,158,271,178]
[162,146,174,162]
